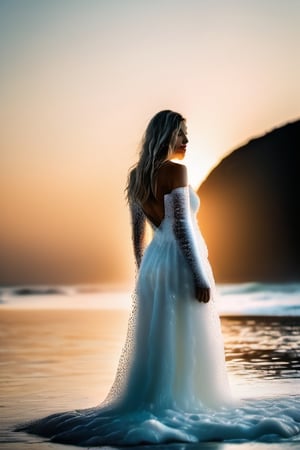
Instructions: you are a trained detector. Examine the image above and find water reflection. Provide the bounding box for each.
[221,316,300,380]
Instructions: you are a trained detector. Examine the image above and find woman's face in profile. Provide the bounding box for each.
[170,121,189,160]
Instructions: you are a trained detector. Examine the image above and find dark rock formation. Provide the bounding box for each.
[198,119,300,283]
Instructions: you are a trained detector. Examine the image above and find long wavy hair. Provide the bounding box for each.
[126,110,185,205]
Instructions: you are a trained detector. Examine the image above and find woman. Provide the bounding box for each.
[17,110,233,445]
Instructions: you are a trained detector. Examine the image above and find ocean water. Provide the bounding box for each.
[1,282,300,316]
[0,282,299,449]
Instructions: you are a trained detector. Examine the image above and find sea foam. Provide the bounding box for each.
[18,396,300,445]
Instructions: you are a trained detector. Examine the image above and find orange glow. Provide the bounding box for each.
[1,1,299,284]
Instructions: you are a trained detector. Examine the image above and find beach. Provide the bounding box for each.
[0,286,300,449]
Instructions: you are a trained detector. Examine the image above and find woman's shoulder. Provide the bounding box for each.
[160,160,186,173]
[156,161,188,197]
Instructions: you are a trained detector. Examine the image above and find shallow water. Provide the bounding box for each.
[224,316,300,382]
[0,306,300,449]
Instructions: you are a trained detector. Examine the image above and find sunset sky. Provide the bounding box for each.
[1,0,299,286]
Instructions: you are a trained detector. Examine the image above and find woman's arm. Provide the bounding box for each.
[171,186,210,302]
[164,163,210,303]
[129,202,146,269]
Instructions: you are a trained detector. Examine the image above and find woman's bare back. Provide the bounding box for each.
[141,161,188,227]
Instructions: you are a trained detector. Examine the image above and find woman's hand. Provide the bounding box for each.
[195,286,210,303]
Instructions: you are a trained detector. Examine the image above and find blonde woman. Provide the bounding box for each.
[18,110,232,445]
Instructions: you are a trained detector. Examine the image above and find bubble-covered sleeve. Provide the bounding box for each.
[129,201,146,269]
[171,186,210,289]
